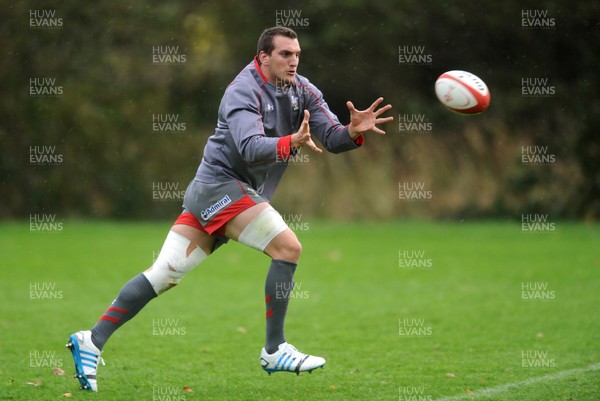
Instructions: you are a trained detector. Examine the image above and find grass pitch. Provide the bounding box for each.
[0,220,598,400]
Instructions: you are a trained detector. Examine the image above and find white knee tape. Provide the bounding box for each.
[143,231,207,295]
[237,205,288,251]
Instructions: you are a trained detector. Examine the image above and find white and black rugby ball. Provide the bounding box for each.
[435,70,490,114]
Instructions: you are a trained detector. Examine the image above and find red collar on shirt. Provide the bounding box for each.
[254,56,269,83]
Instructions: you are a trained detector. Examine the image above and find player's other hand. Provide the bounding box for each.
[291,110,322,153]
[347,97,394,139]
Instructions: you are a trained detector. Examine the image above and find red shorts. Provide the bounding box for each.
[173,179,265,237]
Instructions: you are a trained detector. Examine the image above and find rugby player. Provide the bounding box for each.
[67,26,393,391]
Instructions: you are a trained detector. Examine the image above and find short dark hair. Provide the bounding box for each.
[256,26,298,57]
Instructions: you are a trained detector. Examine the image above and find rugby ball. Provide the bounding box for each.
[435,70,490,114]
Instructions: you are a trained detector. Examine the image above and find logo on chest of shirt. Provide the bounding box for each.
[290,95,299,111]
[266,104,274,112]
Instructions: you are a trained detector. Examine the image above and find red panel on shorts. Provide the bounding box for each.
[173,212,203,231]
[173,194,258,236]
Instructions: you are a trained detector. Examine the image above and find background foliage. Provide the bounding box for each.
[1,1,598,220]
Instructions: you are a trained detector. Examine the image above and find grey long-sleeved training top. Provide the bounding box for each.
[195,57,364,201]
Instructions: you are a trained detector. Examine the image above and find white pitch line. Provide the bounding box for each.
[432,363,600,401]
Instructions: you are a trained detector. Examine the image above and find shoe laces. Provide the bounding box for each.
[282,343,301,357]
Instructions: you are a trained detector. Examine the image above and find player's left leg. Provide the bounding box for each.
[224,203,325,375]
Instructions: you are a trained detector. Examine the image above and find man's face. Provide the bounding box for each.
[259,35,301,86]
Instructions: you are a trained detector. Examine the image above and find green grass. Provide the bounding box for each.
[0,220,599,400]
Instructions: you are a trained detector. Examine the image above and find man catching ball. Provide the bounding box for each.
[67,26,393,391]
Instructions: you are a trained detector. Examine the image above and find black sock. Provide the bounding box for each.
[264,259,297,354]
[90,273,157,350]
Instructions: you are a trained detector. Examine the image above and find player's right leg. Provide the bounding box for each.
[224,204,326,375]
[67,218,215,392]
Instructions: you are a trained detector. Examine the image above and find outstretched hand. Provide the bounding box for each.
[291,110,322,153]
[346,97,394,139]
